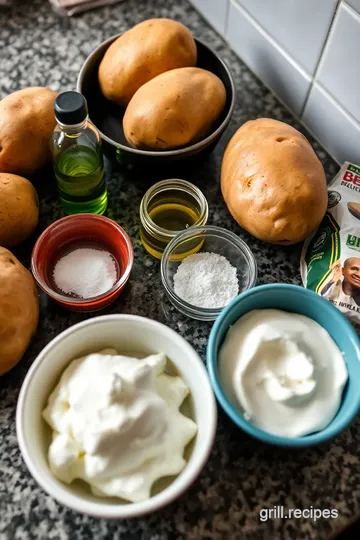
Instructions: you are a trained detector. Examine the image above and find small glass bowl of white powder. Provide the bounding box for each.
[161,225,257,320]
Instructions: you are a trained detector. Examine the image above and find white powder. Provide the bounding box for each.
[53,248,117,299]
[173,252,239,309]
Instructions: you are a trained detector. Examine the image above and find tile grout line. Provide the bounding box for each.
[221,1,309,123]
[311,80,360,127]
[344,0,360,18]
[196,0,360,137]
[223,0,231,37]
[225,0,311,79]
[299,0,342,118]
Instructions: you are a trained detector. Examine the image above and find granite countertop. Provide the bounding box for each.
[0,1,359,539]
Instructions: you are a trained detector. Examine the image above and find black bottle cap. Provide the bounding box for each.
[54,91,88,125]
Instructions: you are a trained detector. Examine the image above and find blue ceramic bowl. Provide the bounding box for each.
[207,284,360,447]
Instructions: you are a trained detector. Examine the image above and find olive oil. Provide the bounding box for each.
[55,146,107,215]
[140,198,202,259]
[50,91,108,216]
[140,179,209,259]
[149,202,199,231]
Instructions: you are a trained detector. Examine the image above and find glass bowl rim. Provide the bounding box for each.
[160,225,258,316]
[140,178,209,240]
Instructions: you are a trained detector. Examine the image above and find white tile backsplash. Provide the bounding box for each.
[317,3,360,124]
[302,83,360,165]
[347,0,360,13]
[190,0,360,165]
[226,0,311,115]
[234,0,338,74]
[188,0,228,35]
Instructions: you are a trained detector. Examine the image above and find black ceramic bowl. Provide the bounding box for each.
[77,34,235,168]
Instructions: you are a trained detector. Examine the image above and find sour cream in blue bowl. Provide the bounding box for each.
[207,284,360,447]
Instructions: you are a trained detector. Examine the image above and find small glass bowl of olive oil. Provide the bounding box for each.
[140,179,209,259]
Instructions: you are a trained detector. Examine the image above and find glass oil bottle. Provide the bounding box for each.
[50,91,108,215]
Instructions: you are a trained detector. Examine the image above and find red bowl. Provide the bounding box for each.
[31,214,134,312]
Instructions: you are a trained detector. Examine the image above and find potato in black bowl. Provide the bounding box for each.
[77,35,235,169]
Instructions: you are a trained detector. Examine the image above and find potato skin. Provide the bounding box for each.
[221,118,328,245]
[98,18,197,107]
[0,173,39,248]
[0,87,57,176]
[0,248,39,376]
[123,67,226,150]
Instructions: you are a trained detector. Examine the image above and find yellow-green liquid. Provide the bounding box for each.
[55,146,108,215]
[150,203,199,231]
[140,202,201,259]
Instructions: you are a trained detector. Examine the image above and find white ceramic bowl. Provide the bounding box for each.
[16,315,217,519]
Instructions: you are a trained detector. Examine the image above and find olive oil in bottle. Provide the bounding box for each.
[50,91,108,215]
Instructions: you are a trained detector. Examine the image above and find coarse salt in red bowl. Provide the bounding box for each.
[31,214,134,312]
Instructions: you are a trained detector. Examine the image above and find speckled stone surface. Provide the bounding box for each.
[0,1,359,539]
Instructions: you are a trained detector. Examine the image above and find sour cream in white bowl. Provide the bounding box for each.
[16,315,217,518]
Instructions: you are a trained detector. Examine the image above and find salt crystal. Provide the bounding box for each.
[173,252,239,309]
[53,248,117,299]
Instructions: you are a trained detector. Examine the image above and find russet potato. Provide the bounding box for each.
[221,118,328,245]
[99,18,197,107]
[123,67,226,150]
[0,173,39,248]
[0,248,39,376]
[0,87,57,176]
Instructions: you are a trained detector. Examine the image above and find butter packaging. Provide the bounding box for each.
[301,162,360,331]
